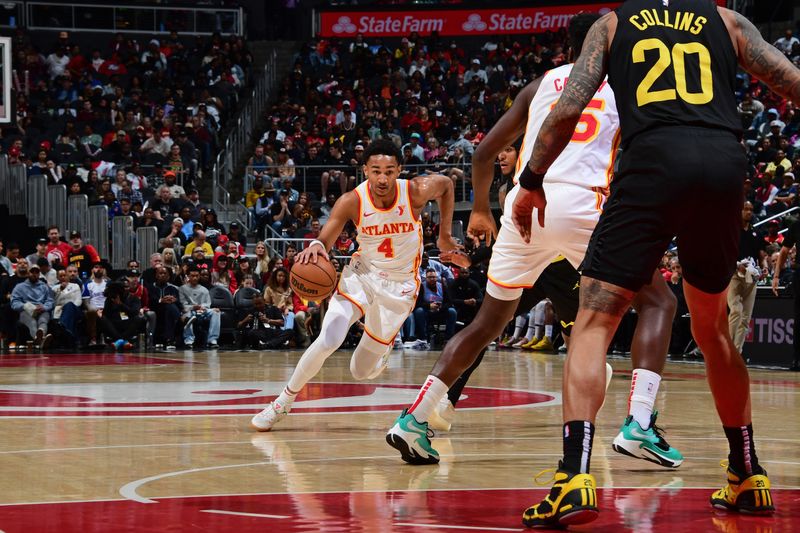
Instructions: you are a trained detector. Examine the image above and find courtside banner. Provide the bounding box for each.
[319,1,728,38]
[319,4,620,38]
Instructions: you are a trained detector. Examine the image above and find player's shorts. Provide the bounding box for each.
[486,182,600,300]
[335,255,419,346]
[519,257,581,336]
[581,126,746,294]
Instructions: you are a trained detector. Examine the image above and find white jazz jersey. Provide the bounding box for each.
[353,179,423,279]
[513,63,621,190]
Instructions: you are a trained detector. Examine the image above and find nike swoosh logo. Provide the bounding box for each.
[629,428,653,440]
[401,289,414,295]
[363,212,375,217]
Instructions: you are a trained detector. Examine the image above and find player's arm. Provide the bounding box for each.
[772,245,791,296]
[471,77,542,213]
[721,8,800,103]
[409,173,458,253]
[513,13,615,242]
[295,191,359,264]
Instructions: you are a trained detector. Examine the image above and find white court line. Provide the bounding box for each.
[200,509,289,519]
[396,522,521,531]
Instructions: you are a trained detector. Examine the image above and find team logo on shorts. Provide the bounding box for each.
[0,381,558,417]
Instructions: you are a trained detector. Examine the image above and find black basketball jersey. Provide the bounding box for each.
[608,0,741,147]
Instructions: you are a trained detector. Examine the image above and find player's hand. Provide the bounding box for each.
[437,234,460,254]
[772,275,780,297]
[439,249,471,268]
[467,208,498,244]
[297,242,329,264]
[512,186,547,244]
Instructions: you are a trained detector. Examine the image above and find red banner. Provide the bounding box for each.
[319,4,621,38]
[318,2,728,38]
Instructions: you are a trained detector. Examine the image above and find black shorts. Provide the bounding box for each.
[518,258,580,336]
[581,126,746,294]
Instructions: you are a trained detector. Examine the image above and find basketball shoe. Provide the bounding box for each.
[611,412,684,468]
[427,397,455,432]
[528,336,554,352]
[386,409,440,465]
[710,463,775,514]
[251,401,290,432]
[520,337,540,349]
[522,463,599,528]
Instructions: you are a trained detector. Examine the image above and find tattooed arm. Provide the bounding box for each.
[720,8,800,103]
[525,13,615,176]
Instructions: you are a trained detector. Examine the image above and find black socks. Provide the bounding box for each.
[562,420,595,474]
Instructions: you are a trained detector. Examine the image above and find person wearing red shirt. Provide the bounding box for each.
[66,231,101,279]
[45,225,73,268]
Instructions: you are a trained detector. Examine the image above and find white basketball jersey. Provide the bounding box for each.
[514,63,621,191]
[353,179,423,277]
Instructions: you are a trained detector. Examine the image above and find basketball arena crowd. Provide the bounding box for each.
[0,19,799,366]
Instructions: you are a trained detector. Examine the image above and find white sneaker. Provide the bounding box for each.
[511,337,529,348]
[427,397,455,431]
[366,349,392,379]
[414,340,430,351]
[250,401,290,432]
[393,337,404,350]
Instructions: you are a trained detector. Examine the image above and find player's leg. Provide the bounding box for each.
[527,300,556,351]
[386,293,520,464]
[349,334,393,380]
[251,294,361,431]
[612,269,684,467]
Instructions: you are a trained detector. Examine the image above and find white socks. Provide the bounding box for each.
[544,325,553,338]
[628,368,661,430]
[513,315,526,338]
[274,387,298,412]
[407,375,449,422]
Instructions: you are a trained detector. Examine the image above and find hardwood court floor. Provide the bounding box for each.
[0,347,797,532]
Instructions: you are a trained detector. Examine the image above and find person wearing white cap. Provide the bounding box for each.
[463,58,488,85]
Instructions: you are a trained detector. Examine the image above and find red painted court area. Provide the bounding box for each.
[0,488,795,532]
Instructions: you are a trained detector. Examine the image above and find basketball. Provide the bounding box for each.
[289,257,337,302]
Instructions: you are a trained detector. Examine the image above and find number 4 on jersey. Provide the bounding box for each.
[378,237,394,258]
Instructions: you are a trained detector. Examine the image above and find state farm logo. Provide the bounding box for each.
[0,381,558,417]
[332,16,357,34]
[462,14,487,32]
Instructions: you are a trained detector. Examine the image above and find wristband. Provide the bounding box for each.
[309,239,325,250]
[518,165,546,190]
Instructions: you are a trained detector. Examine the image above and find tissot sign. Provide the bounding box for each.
[319,4,619,38]
[319,2,727,38]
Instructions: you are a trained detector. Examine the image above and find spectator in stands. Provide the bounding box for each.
[419,251,454,283]
[300,218,322,245]
[764,220,785,245]
[275,147,295,183]
[0,240,11,275]
[236,294,290,349]
[184,189,206,219]
[402,145,424,167]
[402,133,425,161]
[0,258,28,346]
[179,267,220,349]
[99,281,145,350]
[463,59,488,85]
[183,230,213,258]
[37,257,57,286]
[265,189,294,236]
[449,266,483,326]
[26,238,49,268]
[141,253,163,287]
[117,180,143,207]
[228,222,247,248]
[67,231,101,279]
[333,229,355,256]
[445,126,474,156]
[135,207,162,234]
[773,172,797,211]
[774,29,799,55]
[45,226,72,268]
[11,263,54,348]
[263,266,297,338]
[211,254,237,294]
[766,150,792,178]
[318,193,336,226]
[163,171,186,200]
[178,207,196,239]
[292,192,314,229]
[139,126,172,158]
[246,176,270,211]
[280,177,300,204]
[151,186,181,221]
[82,260,108,346]
[253,241,275,285]
[147,265,181,350]
[247,144,273,182]
[414,268,457,343]
[52,267,83,346]
[3,243,20,274]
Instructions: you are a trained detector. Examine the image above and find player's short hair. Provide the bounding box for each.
[363,139,402,165]
[568,12,602,58]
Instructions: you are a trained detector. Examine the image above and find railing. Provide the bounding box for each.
[242,161,485,205]
[754,206,799,234]
[27,2,244,35]
[212,50,278,223]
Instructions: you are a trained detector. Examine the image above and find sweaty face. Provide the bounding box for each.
[364,155,400,199]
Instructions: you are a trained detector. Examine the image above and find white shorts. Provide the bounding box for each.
[487,183,601,300]
[335,256,420,346]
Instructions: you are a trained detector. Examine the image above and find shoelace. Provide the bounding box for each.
[534,468,557,486]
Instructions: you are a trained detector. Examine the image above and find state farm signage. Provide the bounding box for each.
[319,4,619,38]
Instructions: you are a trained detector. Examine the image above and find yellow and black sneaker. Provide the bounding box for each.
[710,463,775,515]
[522,463,599,528]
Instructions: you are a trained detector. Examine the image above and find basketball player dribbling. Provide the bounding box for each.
[251,139,458,431]
[514,0,800,526]
[387,14,682,471]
